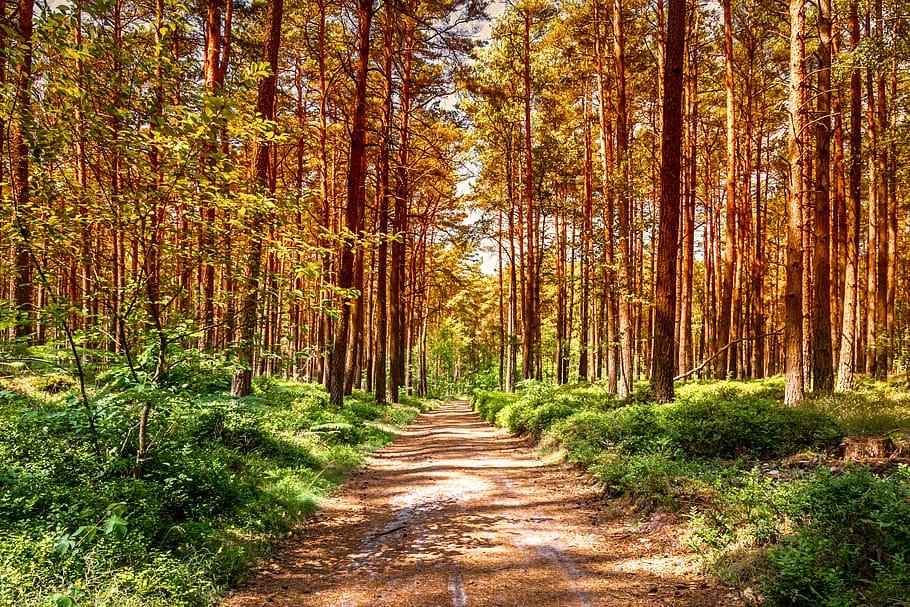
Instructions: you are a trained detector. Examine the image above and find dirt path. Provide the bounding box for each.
[223,401,738,607]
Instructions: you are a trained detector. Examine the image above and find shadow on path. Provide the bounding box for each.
[223,401,739,607]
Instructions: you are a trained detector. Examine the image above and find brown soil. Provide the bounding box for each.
[222,401,740,607]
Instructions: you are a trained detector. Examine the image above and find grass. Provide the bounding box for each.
[472,377,910,607]
[0,354,436,607]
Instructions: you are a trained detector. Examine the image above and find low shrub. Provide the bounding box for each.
[666,397,842,459]
[475,383,618,438]
[590,449,715,508]
[472,390,519,422]
[765,466,910,607]
[546,397,840,463]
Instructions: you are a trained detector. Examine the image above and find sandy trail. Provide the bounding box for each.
[223,401,737,607]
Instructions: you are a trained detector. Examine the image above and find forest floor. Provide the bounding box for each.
[222,401,741,607]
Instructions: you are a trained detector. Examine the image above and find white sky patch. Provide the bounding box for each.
[455,1,507,276]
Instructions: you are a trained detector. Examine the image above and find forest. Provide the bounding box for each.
[1,0,909,605]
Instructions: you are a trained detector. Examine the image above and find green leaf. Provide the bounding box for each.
[53,537,74,557]
[49,593,75,607]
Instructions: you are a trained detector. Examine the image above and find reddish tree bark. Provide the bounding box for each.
[329,0,373,406]
[651,0,686,402]
[811,0,834,393]
[784,0,806,404]
[11,0,35,342]
[836,1,863,392]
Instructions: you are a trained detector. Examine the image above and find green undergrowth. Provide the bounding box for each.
[472,377,910,606]
[0,355,434,607]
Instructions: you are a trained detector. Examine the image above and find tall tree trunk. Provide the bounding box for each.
[579,87,594,382]
[373,5,393,403]
[520,6,539,381]
[837,1,862,392]
[345,245,365,394]
[784,0,806,404]
[679,0,698,380]
[329,0,373,406]
[498,208,505,390]
[715,0,736,379]
[872,0,889,379]
[507,197,518,392]
[612,0,633,397]
[199,0,227,351]
[11,0,35,342]
[831,28,847,367]
[885,61,897,375]
[556,211,567,384]
[316,0,332,386]
[231,0,284,397]
[752,78,766,378]
[863,16,875,376]
[593,0,617,391]
[812,0,834,392]
[651,0,686,402]
[389,20,413,403]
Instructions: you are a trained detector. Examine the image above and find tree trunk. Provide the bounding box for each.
[593,0,617,391]
[520,7,538,381]
[199,0,224,351]
[231,0,284,397]
[864,28,876,376]
[344,246,365,394]
[612,0,633,397]
[830,34,846,367]
[752,87,766,378]
[678,3,697,380]
[836,1,862,392]
[507,198,518,392]
[373,5,393,404]
[651,0,686,403]
[389,21,413,403]
[784,0,806,404]
[579,86,594,382]
[11,0,35,342]
[329,0,373,406]
[811,0,834,393]
[715,0,736,379]
[872,0,889,379]
[316,0,332,386]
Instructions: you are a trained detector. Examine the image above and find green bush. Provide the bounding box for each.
[547,405,666,464]
[765,466,910,607]
[475,383,617,438]
[590,449,713,508]
[471,390,518,421]
[666,397,842,459]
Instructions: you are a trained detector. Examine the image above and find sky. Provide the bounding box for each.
[478,1,507,40]
[457,2,509,275]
